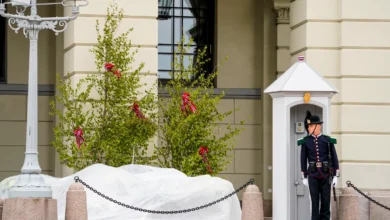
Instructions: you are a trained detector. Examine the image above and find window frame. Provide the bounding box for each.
[157,0,215,85]
[0,16,6,83]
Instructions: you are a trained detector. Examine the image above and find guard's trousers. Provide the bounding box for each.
[308,175,331,220]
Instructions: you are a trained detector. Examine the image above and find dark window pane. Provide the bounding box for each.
[183,9,195,17]
[158,54,173,70]
[174,18,182,44]
[158,45,173,53]
[197,18,207,45]
[174,46,196,54]
[199,9,206,18]
[183,0,196,8]
[174,55,182,70]
[160,0,174,8]
[183,18,197,45]
[188,46,197,54]
[183,55,195,68]
[159,71,173,79]
[158,0,214,81]
[158,19,173,44]
[174,9,181,16]
[198,0,207,8]
[174,55,195,70]
[174,0,182,7]
[158,7,173,17]
[195,45,207,54]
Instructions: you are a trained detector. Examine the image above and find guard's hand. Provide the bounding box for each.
[302,178,308,187]
[332,177,338,186]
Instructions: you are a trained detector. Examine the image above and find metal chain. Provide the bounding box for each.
[346,181,390,211]
[74,176,254,214]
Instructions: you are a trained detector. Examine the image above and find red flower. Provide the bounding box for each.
[104,63,115,71]
[181,92,196,116]
[113,70,121,78]
[73,127,84,149]
[198,146,212,173]
[198,146,209,156]
[131,102,145,119]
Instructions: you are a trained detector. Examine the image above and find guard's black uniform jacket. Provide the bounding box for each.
[298,134,340,179]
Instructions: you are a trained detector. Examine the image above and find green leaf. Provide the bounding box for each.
[50,2,158,171]
[153,36,244,176]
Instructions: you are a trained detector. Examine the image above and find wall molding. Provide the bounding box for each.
[291,19,390,30]
[331,131,390,135]
[159,88,262,100]
[290,46,390,56]
[64,71,157,79]
[78,14,157,19]
[0,85,262,99]
[326,75,390,79]
[332,102,390,106]
[0,84,55,96]
[341,160,390,164]
[64,43,157,53]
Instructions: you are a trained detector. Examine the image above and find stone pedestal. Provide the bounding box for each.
[357,191,369,220]
[0,198,3,220]
[65,183,88,220]
[1,198,57,220]
[338,188,360,220]
[368,191,390,220]
[241,184,264,220]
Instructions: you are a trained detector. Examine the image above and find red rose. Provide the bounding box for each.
[104,63,115,71]
[198,146,212,173]
[113,70,121,78]
[198,146,209,155]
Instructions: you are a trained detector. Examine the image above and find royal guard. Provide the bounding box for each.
[297,111,340,220]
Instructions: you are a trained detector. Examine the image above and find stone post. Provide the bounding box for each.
[1,198,58,220]
[368,191,390,219]
[241,184,264,220]
[0,198,3,220]
[65,183,88,220]
[338,187,360,220]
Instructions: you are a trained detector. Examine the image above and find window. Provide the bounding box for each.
[0,16,6,83]
[158,0,215,81]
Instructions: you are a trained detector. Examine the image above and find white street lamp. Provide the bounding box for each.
[0,0,88,198]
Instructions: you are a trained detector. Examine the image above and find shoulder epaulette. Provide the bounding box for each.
[297,136,308,146]
[323,135,337,144]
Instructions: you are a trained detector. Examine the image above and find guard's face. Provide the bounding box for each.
[308,124,321,135]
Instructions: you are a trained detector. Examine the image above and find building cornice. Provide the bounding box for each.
[158,88,261,100]
[274,1,290,24]
[0,84,54,96]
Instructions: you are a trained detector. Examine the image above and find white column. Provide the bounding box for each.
[274,2,290,78]
[262,0,277,209]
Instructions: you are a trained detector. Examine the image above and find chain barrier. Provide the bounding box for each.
[346,180,390,211]
[74,176,254,214]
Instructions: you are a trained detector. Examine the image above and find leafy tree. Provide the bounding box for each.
[154,41,244,176]
[50,3,157,171]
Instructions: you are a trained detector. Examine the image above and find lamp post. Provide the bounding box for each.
[0,0,88,198]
